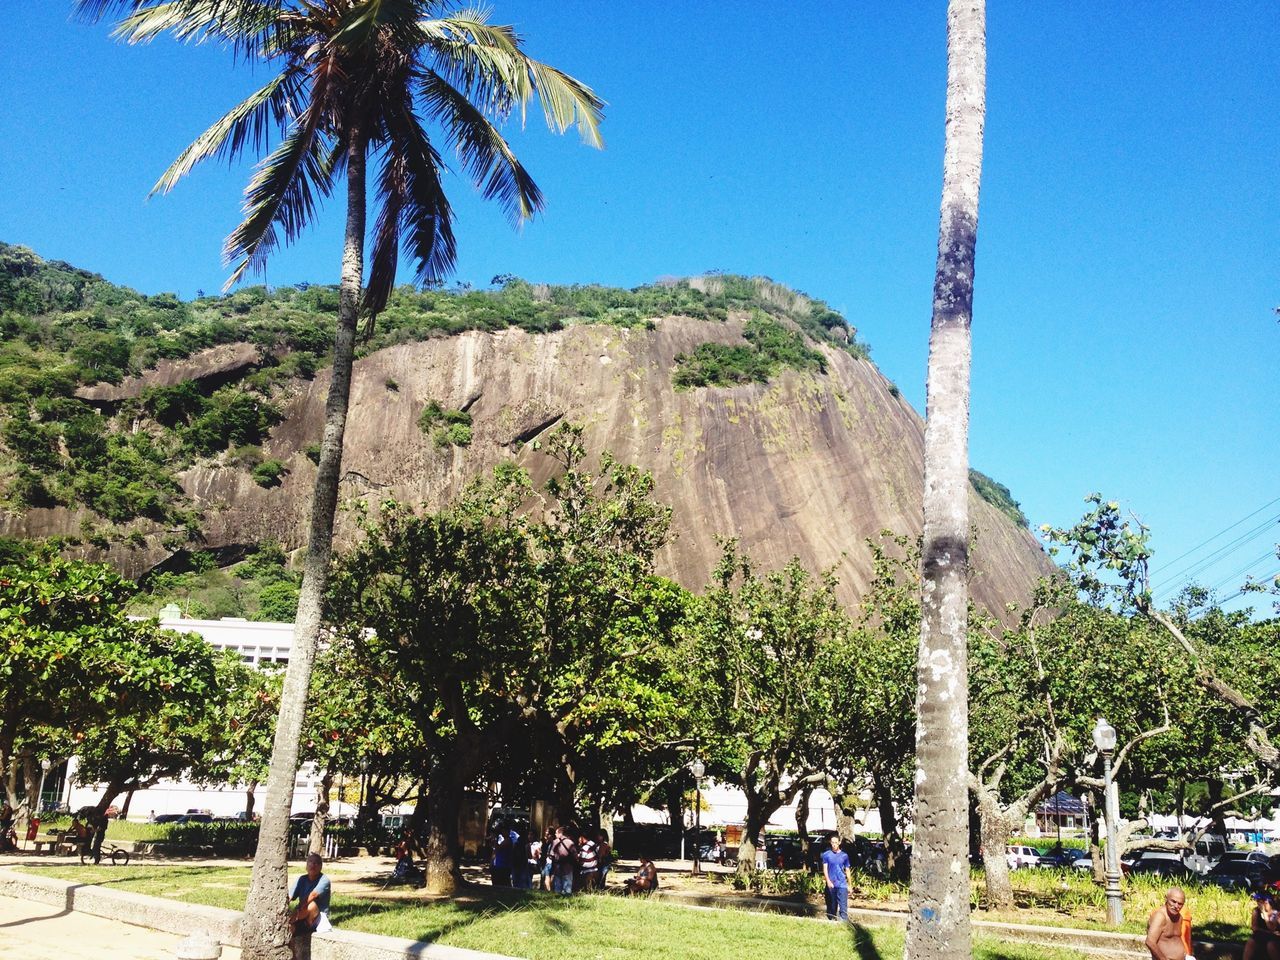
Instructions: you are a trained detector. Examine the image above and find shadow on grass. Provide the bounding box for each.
[848,923,885,960]
[331,885,587,945]
[1198,920,1248,943]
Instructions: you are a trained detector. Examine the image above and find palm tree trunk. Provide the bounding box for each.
[240,126,368,960]
[905,3,985,959]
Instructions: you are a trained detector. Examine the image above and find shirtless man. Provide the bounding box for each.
[1146,887,1192,960]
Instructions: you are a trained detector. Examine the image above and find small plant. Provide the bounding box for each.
[419,401,472,448]
[251,459,287,488]
[888,384,901,398]
[434,422,473,448]
[303,442,321,464]
[384,377,399,391]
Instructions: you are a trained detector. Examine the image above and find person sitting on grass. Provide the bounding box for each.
[290,853,333,936]
[1245,889,1280,960]
[624,856,659,895]
[392,833,423,886]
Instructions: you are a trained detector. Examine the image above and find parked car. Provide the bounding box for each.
[1128,853,1194,880]
[1184,836,1228,875]
[1006,845,1043,869]
[1205,851,1270,891]
[1037,846,1086,869]
[152,813,213,825]
[765,836,806,869]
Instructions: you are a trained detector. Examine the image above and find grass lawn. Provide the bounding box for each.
[13,865,1110,960]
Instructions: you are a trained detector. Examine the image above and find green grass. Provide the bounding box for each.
[987,868,1252,941]
[11,865,1104,960]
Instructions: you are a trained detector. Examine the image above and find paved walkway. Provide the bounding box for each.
[0,893,243,960]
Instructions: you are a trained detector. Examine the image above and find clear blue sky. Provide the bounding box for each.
[1,3,1276,612]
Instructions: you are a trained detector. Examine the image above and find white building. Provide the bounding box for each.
[62,613,327,819]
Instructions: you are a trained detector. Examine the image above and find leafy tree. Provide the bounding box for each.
[907,2,987,956]
[0,554,215,834]
[1044,495,1280,773]
[688,545,848,873]
[70,639,223,855]
[824,533,920,878]
[329,426,683,892]
[75,4,602,952]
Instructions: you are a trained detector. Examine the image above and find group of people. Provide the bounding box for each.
[491,822,614,893]
[486,822,659,896]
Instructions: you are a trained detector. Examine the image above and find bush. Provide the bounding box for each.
[419,401,472,447]
[251,459,287,488]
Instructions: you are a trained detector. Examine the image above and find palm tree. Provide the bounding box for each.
[76,3,602,956]
[905,2,985,959]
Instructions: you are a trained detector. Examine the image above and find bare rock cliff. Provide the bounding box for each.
[175,315,1051,613]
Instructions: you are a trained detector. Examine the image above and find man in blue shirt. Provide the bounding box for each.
[290,852,332,935]
[820,834,851,921]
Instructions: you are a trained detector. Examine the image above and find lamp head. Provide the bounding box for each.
[1091,718,1117,753]
[690,759,706,779]
[40,758,52,772]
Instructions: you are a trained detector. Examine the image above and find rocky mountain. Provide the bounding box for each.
[0,245,1051,612]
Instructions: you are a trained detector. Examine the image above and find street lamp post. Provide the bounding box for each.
[36,759,52,818]
[690,759,705,876]
[1092,718,1123,925]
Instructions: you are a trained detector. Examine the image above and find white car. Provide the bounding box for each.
[1006,845,1043,869]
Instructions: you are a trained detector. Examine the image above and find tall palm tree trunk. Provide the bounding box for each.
[904,3,985,960]
[241,127,368,960]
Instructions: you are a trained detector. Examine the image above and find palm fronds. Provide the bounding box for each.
[153,68,303,194]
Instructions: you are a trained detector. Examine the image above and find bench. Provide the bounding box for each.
[30,833,62,853]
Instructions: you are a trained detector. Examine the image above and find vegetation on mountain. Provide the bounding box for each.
[130,540,302,623]
[418,400,473,448]
[0,243,875,539]
[969,468,1029,528]
[672,312,828,388]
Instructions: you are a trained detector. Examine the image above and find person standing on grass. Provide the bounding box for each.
[550,825,578,895]
[538,828,555,891]
[1146,887,1192,960]
[596,831,613,889]
[820,834,851,922]
[577,829,600,891]
[289,852,332,936]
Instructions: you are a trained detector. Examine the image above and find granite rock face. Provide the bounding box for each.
[5,314,1052,613]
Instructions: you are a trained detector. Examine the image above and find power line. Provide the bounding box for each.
[1149,496,1280,575]
[1218,569,1280,607]
[1153,514,1280,600]
[1205,548,1280,595]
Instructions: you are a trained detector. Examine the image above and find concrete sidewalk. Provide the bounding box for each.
[0,893,243,960]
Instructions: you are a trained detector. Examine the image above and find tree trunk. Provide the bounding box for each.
[974,791,1014,910]
[309,771,333,857]
[795,786,813,855]
[905,3,985,959]
[90,782,124,864]
[1085,792,1105,884]
[240,127,368,960]
[120,788,135,821]
[874,774,908,879]
[738,790,778,874]
[244,782,257,821]
[424,737,483,896]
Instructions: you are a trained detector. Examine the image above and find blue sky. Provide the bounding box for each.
[1,2,1276,611]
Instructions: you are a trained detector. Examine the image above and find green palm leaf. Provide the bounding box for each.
[417,69,541,223]
[152,68,303,195]
[365,94,456,320]
[223,104,336,285]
